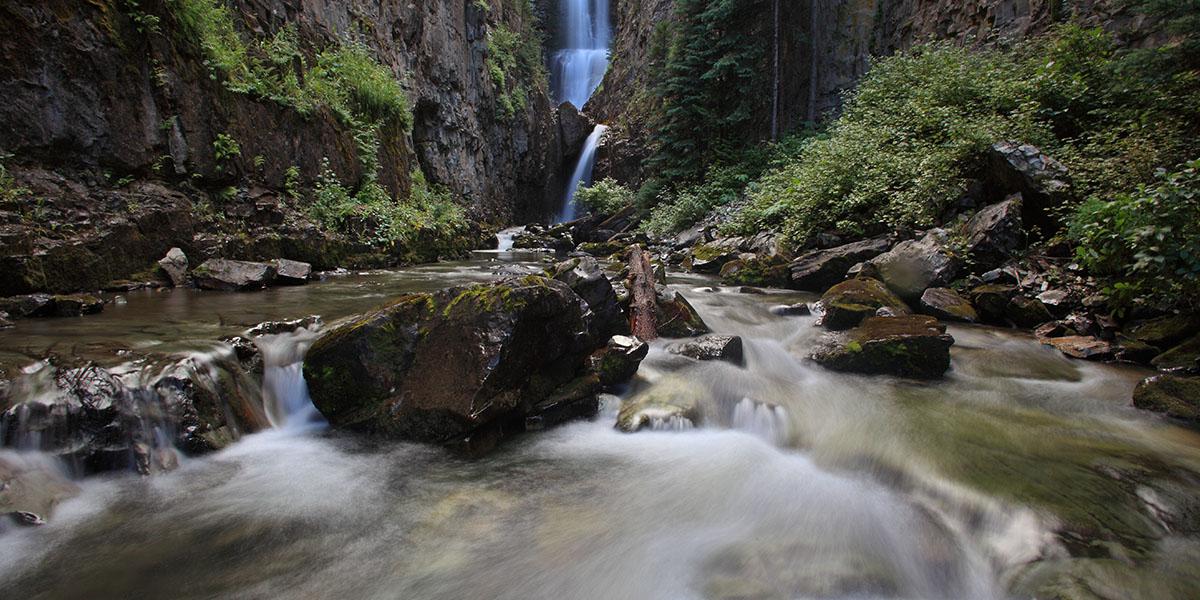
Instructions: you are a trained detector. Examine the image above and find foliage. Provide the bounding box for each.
[485,23,546,120]
[574,178,634,215]
[1070,159,1200,310]
[646,0,769,184]
[729,23,1200,249]
[309,161,467,248]
[308,43,411,128]
[212,133,241,163]
[0,154,31,204]
[167,0,247,77]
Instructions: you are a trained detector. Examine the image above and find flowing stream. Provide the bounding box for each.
[1,258,1200,599]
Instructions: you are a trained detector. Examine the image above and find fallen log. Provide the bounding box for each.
[626,244,659,341]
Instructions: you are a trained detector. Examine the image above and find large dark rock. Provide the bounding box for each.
[551,256,628,337]
[811,315,954,379]
[656,289,711,338]
[961,194,1025,269]
[919,288,978,323]
[667,334,745,366]
[1006,296,1054,329]
[684,244,740,274]
[49,294,104,317]
[588,335,649,387]
[0,294,56,318]
[789,237,892,292]
[868,229,963,302]
[271,259,313,285]
[303,276,606,450]
[815,278,911,330]
[720,255,790,287]
[1152,334,1200,372]
[191,259,277,291]
[1128,314,1200,350]
[969,284,1018,323]
[158,248,189,287]
[987,142,1070,235]
[1132,375,1200,421]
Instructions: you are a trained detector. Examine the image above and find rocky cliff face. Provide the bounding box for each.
[0,0,564,294]
[590,0,1147,185]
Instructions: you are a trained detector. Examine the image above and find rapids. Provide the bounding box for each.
[1,258,1199,599]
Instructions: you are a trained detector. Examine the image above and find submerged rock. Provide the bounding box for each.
[667,334,745,366]
[815,278,911,330]
[789,237,892,292]
[157,247,189,287]
[616,376,706,432]
[919,288,978,323]
[303,276,605,451]
[811,315,954,379]
[868,229,963,302]
[1133,374,1200,421]
[191,259,277,291]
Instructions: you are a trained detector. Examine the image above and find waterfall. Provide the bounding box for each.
[558,124,607,223]
[254,327,325,432]
[731,397,791,446]
[550,0,611,109]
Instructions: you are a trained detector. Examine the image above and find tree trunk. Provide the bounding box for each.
[626,244,659,341]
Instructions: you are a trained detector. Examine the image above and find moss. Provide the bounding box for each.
[690,244,727,262]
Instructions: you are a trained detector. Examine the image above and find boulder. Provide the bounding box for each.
[1042,336,1115,361]
[1132,375,1200,421]
[720,255,790,287]
[50,294,104,317]
[969,284,1017,323]
[684,244,739,274]
[815,278,911,330]
[0,293,55,318]
[868,229,963,302]
[789,237,892,292]
[271,259,313,285]
[810,316,955,379]
[770,302,811,317]
[667,334,745,366]
[673,223,712,250]
[191,259,277,291]
[961,194,1025,269]
[157,247,189,287]
[1152,333,1200,372]
[656,289,710,338]
[303,276,605,450]
[551,256,628,337]
[588,335,649,387]
[577,240,625,257]
[987,142,1070,234]
[1128,314,1200,350]
[616,376,706,432]
[919,288,978,323]
[1006,296,1054,329]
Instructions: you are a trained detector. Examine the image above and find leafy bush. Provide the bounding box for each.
[574,178,634,215]
[167,0,248,76]
[309,43,411,128]
[485,23,546,120]
[1070,159,1200,310]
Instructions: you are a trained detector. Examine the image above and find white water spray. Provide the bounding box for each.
[558,124,608,223]
[254,328,325,432]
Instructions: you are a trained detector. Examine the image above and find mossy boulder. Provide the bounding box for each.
[191,259,277,291]
[1132,374,1200,421]
[919,287,978,323]
[303,276,605,450]
[1128,314,1200,349]
[1152,333,1200,372]
[788,237,893,292]
[815,278,911,330]
[616,376,706,432]
[656,289,711,338]
[577,240,625,257]
[684,244,739,274]
[810,315,954,379]
[550,256,628,338]
[719,255,790,287]
[588,335,649,387]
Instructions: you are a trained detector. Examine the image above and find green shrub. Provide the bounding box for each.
[575,178,634,215]
[1070,159,1200,310]
[167,0,248,77]
[309,43,411,128]
[213,133,241,163]
[0,154,30,204]
[485,23,545,120]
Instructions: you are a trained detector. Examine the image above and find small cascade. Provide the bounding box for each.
[731,397,791,446]
[550,0,611,109]
[558,124,607,223]
[495,226,523,252]
[648,414,695,432]
[254,327,325,432]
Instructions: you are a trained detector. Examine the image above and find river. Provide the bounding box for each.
[1,252,1199,599]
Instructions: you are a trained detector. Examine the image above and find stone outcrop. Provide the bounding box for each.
[868,229,963,302]
[303,276,609,451]
[789,237,892,292]
[811,315,955,379]
[815,278,911,330]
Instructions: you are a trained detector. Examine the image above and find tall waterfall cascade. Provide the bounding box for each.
[553,0,612,223]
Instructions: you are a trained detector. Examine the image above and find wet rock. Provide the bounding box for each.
[667,334,745,366]
[919,288,978,323]
[720,256,790,287]
[811,315,954,379]
[961,194,1025,269]
[157,247,189,287]
[1152,333,1200,372]
[1043,336,1115,361]
[50,294,104,317]
[684,244,739,274]
[656,289,711,338]
[788,237,892,292]
[0,293,55,318]
[969,284,1017,323]
[981,267,1019,285]
[577,240,625,257]
[551,256,628,337]
[1006,296,1054,329]
[868,229,963,302]
[1127,314,1200,350]
[0,311,12,329]
[0,454,80,528]
[616,376,705,432]
[1132,374,1200,421]
[988,141,1070,234]
[191,259,277,291]
[271,259,313,285]
[245,315,323,337]
[303,276,605,450]
[770,302,811,316]
[815,278,911,330]
[1115,336,1160,364]
[588,335,649,386]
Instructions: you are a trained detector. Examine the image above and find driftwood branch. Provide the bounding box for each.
[626,244,658,341]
